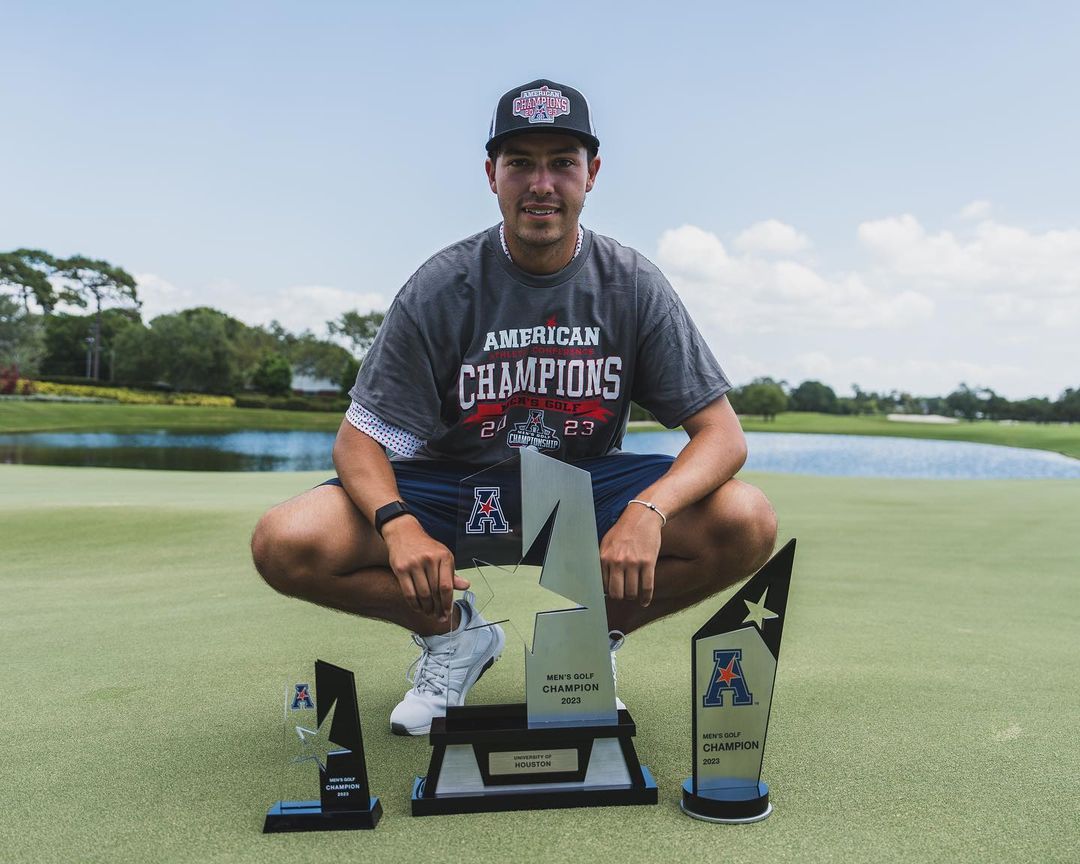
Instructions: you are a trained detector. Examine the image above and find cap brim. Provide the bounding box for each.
[486,127,600,154]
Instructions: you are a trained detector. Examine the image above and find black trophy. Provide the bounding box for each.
[681,539,796,823]
[411,448,657,816]
[264,659,382,832]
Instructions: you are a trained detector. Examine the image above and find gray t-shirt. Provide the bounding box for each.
[350,225,730,464]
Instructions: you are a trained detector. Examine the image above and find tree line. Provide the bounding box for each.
[0,248,384,397]
[728,378,1080,424]
[3,248,1076,421]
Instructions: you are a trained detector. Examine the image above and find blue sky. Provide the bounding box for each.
[4,1,1078,398]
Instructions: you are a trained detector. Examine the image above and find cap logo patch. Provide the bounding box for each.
[512,85,571,125]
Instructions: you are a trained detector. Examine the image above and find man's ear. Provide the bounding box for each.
[585,156,601,193]
[485,157,498,194]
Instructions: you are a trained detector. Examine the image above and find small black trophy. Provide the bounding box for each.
[681,539,796,823]
[411,448,657,816]
[264,659,382,832]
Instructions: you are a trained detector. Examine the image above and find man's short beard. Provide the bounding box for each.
[513,227,565,249]
[510,200,585,249]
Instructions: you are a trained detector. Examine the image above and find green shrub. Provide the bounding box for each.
[235,394,347,413]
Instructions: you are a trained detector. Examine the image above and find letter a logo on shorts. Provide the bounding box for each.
[703,649,753,707]
[466,486,510,535]
[291,683,314,710]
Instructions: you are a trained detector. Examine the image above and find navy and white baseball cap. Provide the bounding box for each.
[486,78,599,154]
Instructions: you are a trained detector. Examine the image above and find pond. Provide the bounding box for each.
[631,431,1080,480]
[2,429,1079,479]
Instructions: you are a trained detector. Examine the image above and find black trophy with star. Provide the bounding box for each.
[681,539,796,823]
[410,448,657,815]
[264,660,382,832]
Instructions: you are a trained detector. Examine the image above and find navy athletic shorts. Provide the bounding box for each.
[320,452,674,554]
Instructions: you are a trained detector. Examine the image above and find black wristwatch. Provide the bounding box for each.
[374,500,413,537]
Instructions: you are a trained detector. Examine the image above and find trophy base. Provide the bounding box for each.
[263,797,382,832]
[679,779,771,824]
[411,703,658,816]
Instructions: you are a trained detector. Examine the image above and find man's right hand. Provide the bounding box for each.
[381,516,471,621]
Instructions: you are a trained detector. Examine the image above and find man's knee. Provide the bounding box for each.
[725,481,777,570]
[251,505,321,595]
[710,480,778,571]
[740,484,779,570]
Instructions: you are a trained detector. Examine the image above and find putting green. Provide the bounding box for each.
[2,465,1077,863]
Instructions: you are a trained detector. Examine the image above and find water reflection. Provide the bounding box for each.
[1,429,1079,479]
[630,431,1080,480]
[0,430,337,472]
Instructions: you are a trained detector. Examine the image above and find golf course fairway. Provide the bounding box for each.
[2,464,1077,863]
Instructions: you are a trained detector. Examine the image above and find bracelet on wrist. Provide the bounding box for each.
[627,499,667,528]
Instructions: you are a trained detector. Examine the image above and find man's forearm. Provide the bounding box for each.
[630,396,747,522]
[332,418,466,621]
[646,433,743,518]
[331,418,410,524]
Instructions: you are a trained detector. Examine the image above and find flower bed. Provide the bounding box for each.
[26,380,236,407]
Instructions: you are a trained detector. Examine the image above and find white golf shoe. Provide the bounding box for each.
[390,591,505,736]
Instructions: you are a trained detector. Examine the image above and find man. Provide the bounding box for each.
[251,79,777,736]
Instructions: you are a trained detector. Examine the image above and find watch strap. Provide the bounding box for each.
[374,500,412,537]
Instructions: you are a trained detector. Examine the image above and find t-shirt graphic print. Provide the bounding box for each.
[350,226,730,465]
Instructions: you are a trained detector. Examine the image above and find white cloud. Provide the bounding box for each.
[957,200,992,221]
[734,220,812,256]
[656,224,934,334]
[134,273,387,336]
[792,351,837,381]
[792,353,1026,395]
[234,283,387,334]
[724,352,775,384]
[134,272,198,315]
[654,207,1079,399]
[857,213,1080,296]
[982,291,1080,330]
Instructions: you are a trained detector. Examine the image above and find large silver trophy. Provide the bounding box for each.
[410,448,657,815]
[681,539,796,823]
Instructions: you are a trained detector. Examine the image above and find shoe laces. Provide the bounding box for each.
[405,633,455,697]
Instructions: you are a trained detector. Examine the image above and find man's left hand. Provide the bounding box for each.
[599,505,664,607]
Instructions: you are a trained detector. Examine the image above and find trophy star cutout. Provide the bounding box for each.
[742,587,780,630]
[465,559,579,653]
[292,699,351,771]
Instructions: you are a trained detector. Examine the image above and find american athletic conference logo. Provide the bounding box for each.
[290,683,314,710]
[466,487,511,535]
[513,85,571,124]
[703,649,754,707]
[506,409,560,452]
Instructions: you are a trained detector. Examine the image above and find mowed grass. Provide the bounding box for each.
[2,465,1078,864]
[4,400,1080,459]
[737,412,1080,459]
